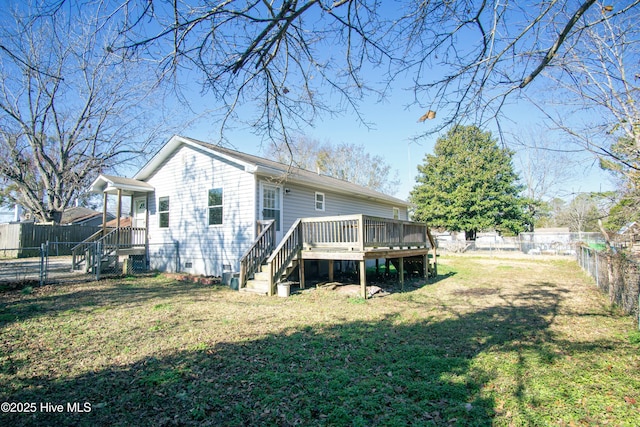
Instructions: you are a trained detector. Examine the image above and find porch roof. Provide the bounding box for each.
[90,174,154,195]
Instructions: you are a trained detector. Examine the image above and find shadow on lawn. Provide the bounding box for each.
[1,283,569,427]
[0,278,222,326]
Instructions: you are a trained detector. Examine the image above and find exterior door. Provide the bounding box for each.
[260,183,283,241]
[133,197,147,229]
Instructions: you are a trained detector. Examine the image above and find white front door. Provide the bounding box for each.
[133,197,147,229]
[260,183,283,241]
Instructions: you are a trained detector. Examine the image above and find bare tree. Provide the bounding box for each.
[530,2,640,178]
[263,136,401,195]
[557,193,603,233]
[516,127,577,203]
[0,6,166,223]
[263,135,326,171]
[40,0,634,146]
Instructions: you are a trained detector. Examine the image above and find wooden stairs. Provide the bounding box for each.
[241,259,298,295]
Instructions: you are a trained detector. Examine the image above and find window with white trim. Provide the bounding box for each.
[393,207,400,220]
[208,188,223,225]
[315,192,325,211]
[158,196,170,228]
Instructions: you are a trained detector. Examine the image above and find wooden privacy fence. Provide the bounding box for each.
[0,223,102,258]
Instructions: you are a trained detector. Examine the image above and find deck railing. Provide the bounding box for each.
[239,220,276,288]
[300,214,431,250]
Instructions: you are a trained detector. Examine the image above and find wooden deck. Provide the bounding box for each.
[240,215,437,298]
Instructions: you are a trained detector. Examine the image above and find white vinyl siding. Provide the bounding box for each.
[146,144,255,276]
[275,181,409,234]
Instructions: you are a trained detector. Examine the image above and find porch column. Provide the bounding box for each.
[116,189,122,246]
[116,189,122,228]
[359,259,367,299]
[145,192,150,265]
[102,191,108,235]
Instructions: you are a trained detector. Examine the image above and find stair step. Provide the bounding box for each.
[245,279,270,290]
[253,271,271,281]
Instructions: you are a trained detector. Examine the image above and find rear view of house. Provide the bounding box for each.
[85,135,436,296]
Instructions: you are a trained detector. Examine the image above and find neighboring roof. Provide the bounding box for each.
[60,207,102,225]
[105,217,132,228]
[618,222,638,235]
[90,174,155,195]
[135,135,411,207]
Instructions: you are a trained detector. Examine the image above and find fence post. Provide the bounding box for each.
[595,250,599,287]
[95,241,101,281]
[39,242,47,286]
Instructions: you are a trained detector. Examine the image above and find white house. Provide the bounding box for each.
[85,135,435,296]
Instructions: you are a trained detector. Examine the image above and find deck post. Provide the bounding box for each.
[328,260,334,281]
[299,258,305,289]
[399,257,404,290]
[266,263,274,297]
[298,222,305,289]
[359,259,367,299]
[385,258,390,277]
[423,254,428,278]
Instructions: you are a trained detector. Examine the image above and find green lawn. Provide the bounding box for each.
[1,255,638,426]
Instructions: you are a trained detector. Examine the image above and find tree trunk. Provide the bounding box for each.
[465,230,477,241]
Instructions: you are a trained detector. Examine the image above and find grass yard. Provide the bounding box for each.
[1,255,639,426]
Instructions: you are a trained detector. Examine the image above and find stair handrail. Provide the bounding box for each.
[71,227,116,270]
[239,220,276,288]
[266,218,303,296]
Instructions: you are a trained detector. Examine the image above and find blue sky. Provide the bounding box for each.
[1,0,608,203]
[180,80,613,202]
[165,1,615,203]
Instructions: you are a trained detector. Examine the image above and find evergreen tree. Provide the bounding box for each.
[410,125,528,239]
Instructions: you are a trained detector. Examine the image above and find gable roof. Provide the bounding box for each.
[135,135,411,207]
[90,174,155,195]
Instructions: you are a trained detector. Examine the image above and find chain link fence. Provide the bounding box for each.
[577,245,640,327]
[1,241,177,288]
[435,231,604,256]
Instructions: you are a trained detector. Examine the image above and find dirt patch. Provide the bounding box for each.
[314,282,389,297]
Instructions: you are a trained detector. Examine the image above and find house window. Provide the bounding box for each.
[208,188,223,225]
[315,192,325,211]
[159,196,170,228]
[393,207,400,220]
